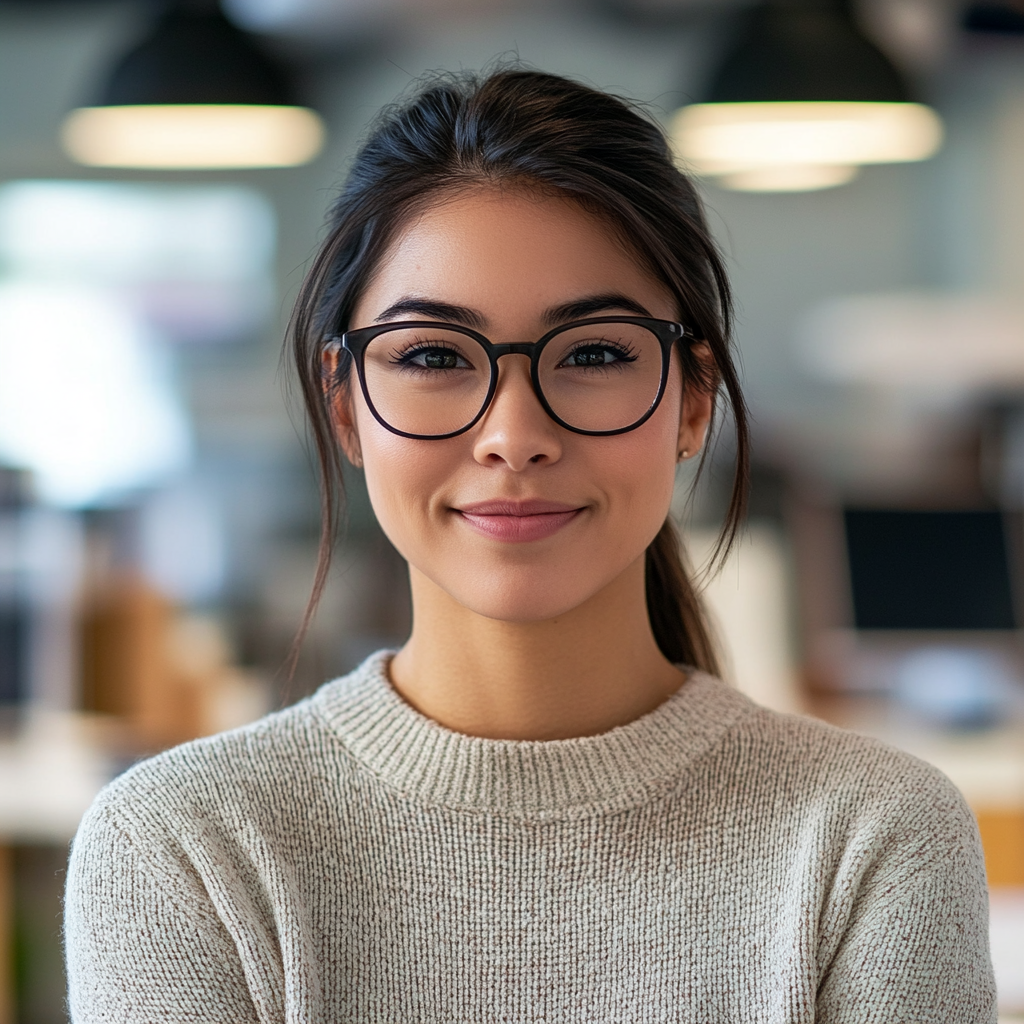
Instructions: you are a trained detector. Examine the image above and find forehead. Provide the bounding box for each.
[355,186,675,323]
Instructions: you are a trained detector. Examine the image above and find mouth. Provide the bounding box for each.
[454,499,586,543]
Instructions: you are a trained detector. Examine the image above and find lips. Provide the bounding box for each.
[455,499,585,542]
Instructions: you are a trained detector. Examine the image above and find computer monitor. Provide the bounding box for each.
[0,605,28,704]
[844,509,1018,631]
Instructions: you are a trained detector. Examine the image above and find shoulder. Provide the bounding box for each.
[74,687,342,855]
[687,675,976,850]
[748,699,965,801]
[698,674,958,789]
[726,690,978,861]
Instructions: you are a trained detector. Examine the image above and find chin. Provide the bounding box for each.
[440,563,609,624]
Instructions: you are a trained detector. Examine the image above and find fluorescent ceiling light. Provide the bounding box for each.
[674,102,942,172]
[62,104,324,170]
[672,101,943,191]
[61,4,325,172]
[672,1,944,192]
[717,163,860,193]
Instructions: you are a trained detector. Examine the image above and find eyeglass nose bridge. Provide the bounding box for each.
[490,342,537,359]
[475,342,548,424]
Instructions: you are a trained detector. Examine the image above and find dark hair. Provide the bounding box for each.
[289,67,749,675]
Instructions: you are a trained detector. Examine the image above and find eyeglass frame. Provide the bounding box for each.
[333,315,693,440]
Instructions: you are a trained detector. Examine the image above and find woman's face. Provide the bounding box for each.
[338,187,711,623]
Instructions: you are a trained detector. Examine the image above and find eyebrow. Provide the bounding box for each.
[373,292,654,330]
[374,298,487,329]
[542,293,653,325]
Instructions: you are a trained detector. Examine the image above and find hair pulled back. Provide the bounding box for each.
[290,67,749,675]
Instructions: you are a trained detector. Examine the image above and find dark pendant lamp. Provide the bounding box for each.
[62,0,324,169]
[671,0,943,192]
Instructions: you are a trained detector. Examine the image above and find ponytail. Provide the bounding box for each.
[645,518,721,676]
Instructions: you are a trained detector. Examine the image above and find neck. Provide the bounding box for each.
[388,557,686,740]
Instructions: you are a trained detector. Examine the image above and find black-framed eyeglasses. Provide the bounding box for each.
[336,316,691,440]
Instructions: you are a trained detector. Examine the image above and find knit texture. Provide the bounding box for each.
[65,651,996,1023]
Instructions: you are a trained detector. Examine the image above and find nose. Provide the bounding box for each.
[471,354,563,470]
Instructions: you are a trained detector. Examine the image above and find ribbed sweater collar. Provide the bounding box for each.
[312,650,753,819]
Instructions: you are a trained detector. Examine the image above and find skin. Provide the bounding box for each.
[329,187,713,740]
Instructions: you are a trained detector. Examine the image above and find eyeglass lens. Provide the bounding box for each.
[360,321,665,436]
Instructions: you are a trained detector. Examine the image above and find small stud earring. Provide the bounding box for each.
[679,448,689,460]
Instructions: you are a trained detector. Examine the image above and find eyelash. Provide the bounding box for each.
[562,340,638,363]
[389,340,467,364]
[384,336,639,367]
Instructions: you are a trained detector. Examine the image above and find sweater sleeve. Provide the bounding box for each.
[815,768,998,1024]
[65,797,261,1024]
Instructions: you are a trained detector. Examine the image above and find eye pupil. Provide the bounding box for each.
[425,351,457,369]
[574,349,606,366]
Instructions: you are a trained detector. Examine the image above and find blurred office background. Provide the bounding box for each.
[1,0,1024,1018]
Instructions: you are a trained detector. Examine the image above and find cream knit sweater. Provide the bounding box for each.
[65,651,996,1023]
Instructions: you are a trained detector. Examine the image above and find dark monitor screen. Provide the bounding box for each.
[0,605,28,704]
[844,509,1017,630]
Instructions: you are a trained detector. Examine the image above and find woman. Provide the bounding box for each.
[65,70,995,1022]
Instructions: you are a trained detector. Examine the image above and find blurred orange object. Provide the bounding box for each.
[80,575,204,750]
[975,809,1024,888]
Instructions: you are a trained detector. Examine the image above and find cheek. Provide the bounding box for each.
[355,411,458,553]
[362,437,432,519]
[609,360,683,471]
[594,403,681,536]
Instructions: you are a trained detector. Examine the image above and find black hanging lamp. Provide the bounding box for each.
[62,0,324,169]
[672,0,943,192]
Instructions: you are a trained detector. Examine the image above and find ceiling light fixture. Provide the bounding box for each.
[61,0,325,170]
[671,0,943,193]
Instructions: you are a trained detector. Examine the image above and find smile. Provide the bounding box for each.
[455,500,585,543]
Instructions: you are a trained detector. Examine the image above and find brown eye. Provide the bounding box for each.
[571,348,612,366]
[423,350,459,369]
[560,343,636,369]
[394,344,473,370]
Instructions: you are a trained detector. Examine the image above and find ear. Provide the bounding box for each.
[322,343,364,469]
[676,341,715,462]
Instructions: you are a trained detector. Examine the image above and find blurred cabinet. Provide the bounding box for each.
[81,575,204,750]
[80,574,269,752]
